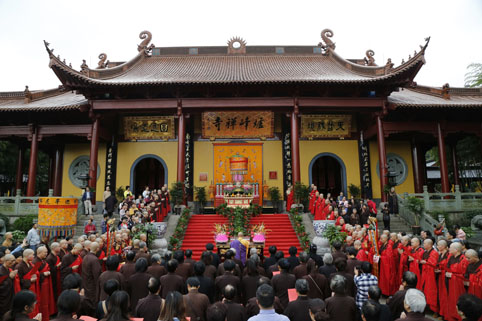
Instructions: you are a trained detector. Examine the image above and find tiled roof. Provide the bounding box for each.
[389,87,482,108]
[47,45,426,88]
[0,90,88,112]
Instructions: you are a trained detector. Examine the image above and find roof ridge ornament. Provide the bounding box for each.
[227,37,247,54]
[318,29,335,52]
[97,53,108,69]
[364,50,376,66]
[80,60,89,75]
[138,30,155,56]
[442,83,450,100]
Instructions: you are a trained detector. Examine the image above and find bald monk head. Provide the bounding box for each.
[59,239,68,249]
[390,233,398,242]
[36,246,48,260]
[72,243,83,255]
[50,242,60,255]
[23,249,34,262]
[465,249,479,264]
[89,242,99,253]
[410,238,420,248]
[437,239,448,252]
[84,240,91,250]
[380,234,388,244]
[423,239,433,251]
[3,254,15,269]
[238,232,244,238]
[449,242,462,256]
[401,236,410,246]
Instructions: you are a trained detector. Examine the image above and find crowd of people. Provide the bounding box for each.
[0,184,481,321]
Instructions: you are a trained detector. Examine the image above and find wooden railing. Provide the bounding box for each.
[0,190,39,219]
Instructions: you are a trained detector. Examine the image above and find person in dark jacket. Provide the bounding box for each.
[104,193,118,217]
[395,289,432,321]
[271,258,296,309]
[3,290,38,321]
[126,258,152,311]
[387,271,417,320]
[456,294,482,321]
[194,261,215,303]
[309,244,323,268]
[361,299,381,321]
[283,279,311,321]
[184,277,210,321]
[135,277,164,321]
[263,245,278,271]
[325,275,358,321]
[96,279,119,319]
[287,246,300,272]
[319,253,336,278]
[222,284,247,321]
[368,286,391,321]
[215,260,241,302]
[160,259,186,298]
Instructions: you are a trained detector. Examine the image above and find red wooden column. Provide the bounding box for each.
[291,102,301,185]
[411,139,424,193]
[26,127,39,196]
[177,105,186,184]
[88,117,100,205]
[53,146,63,196]
[450,141,460,188]
[377,116,388,202]
[15,145,25,193]
[437,122,450,193]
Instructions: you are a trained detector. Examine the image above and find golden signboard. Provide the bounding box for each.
[124,116,174,140]
[301,114,352,138]
[202,111,274,139]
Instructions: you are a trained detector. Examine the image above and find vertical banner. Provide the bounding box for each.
[282,118,293,196]
[184,130,194,201]
[358,131,372,199]
[104,138,118,193]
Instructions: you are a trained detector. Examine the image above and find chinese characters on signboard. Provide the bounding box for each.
[301,115,352,138]
[202,111,274,138]
[104,139,117,192]
[282,132,293,191]
[358,132,373,199]
[123,116,174,140]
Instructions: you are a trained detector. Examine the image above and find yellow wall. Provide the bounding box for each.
[193,140,284,200]
[62,144,106,200]
[116,141,178,194]
[300,140,361,193]
[369,140,415,199]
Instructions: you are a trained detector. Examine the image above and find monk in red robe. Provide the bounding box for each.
[34,246,56,320]
[397,235,411,287]
[420,239,439,313]
[377,234,393,296]
[60,243,83,285]
[389,233,401,293]
[309,184,317,214]
[407,237,424,290]
[435,239,450,320]
[321,200,331,220]
[81,242,102,307]
[286,187,294,211]
[464,249,482,299]
[356,239,370,262]
[46,242,62,300]
[16,249,40,318]
[0,254,17,316]
[313,192,324,220]
[445,242,468,321]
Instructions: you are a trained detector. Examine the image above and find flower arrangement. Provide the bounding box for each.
[224,184,234,195]
[251,223,271,243]
[213,223,229,243]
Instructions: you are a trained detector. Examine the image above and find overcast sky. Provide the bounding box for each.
[0,0,481,91]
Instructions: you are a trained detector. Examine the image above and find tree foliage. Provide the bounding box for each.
[465,63,482,88]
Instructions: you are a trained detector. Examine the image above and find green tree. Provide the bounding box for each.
[465,63,482,88]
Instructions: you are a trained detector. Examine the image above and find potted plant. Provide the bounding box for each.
[194,186,207,214]
[170,182,185,214]
[293,182,310,212]
[348,184,361,200]
[406,196,424,235]
[268,186,281,213]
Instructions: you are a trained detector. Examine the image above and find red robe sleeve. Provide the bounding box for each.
[378,243,393,296]
[421,249,439,313]
[468,265,482,298]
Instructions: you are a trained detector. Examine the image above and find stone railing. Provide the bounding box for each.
[397,194,441,232]
[0,193,39,221]
[404,185,482,212]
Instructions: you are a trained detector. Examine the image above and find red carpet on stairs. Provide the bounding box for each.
[181,214,301,260]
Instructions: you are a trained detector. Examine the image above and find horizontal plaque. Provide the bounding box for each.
[301,114,352,138]
[123,116,174,140]
[202,111,274,139]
